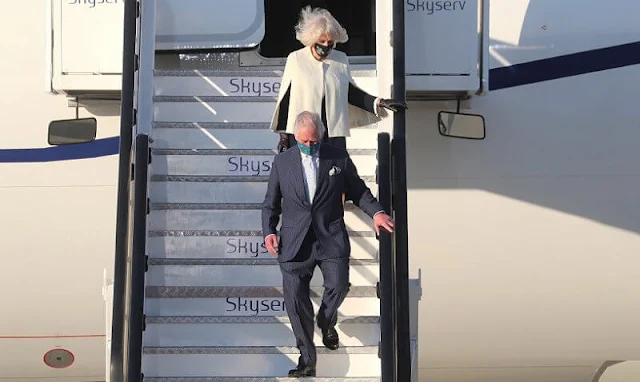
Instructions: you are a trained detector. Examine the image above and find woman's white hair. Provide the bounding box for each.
[294,6,349,47]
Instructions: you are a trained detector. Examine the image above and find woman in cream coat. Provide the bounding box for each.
[270,6,407,152]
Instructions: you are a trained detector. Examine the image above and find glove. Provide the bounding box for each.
[379,98,408,112]
[277,133,290,153]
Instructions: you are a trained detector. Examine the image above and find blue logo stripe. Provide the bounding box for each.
[0,137,119,163]
[489,41,640,90]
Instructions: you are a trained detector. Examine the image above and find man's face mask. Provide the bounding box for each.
[313,42,334,58]
[297,141,320,156]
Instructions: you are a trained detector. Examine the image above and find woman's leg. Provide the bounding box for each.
[321,128,347,150]
[327,136,346,150]
[287,133,297,148]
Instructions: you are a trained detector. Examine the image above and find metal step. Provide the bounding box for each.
[153,122,377,129]
[147,230,378,260]
[144,377,380,381]
[149,181,378,204]
[144,317,379,347]
[150,202,363,210]
[144,295,380,317]
[150,149,377,177]
[142,346,381,378]
[148,208,376,232]
[154,69,376,77]
[145,316,380,324]
[154,101,276,123]
[153,68,378,99]
[151,175,376,182]
[147,258,377,265]
[146,262,378,287]
[145,286,377,298]
[151,122,377,150]
[153,97,379,127]
[146,63,382,380]
[152,149,376,155]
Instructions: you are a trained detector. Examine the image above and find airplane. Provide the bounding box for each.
[0,0,638,381]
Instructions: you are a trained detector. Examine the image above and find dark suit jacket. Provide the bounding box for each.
[262,144,384,262]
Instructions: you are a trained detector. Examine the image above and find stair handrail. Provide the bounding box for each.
[111,0,155,381]
[110,0,140,380]
[391,0,412,380]
[377,132,396,382]
[378,1,411,381]
[125,134,150,381]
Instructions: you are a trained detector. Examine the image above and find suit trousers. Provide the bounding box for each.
[279,226,350,367]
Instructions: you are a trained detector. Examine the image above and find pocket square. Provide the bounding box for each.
[329,166,342,176]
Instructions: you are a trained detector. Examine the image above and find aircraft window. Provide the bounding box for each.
[260,0,376,58]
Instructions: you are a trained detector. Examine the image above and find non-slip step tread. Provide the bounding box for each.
[147,258,377,266]
[153,69,376,78]
[148,230,375,238]
[145,316,380,324]
[149,202,361,211]
[152,122,377,130]
[154,122,271,129]
[151,148,377,156]
[150,175,376,182]
[145,286,377,298]
[144,377,380,382]
[143,346,378,355]
[154,95,277,102]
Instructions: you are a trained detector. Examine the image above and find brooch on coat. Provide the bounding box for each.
[329,166,342,176]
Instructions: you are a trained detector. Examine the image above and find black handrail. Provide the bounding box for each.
[126,134,150,381]
[392,0,412,379]
[110,0,138,380]
[377,132,396,382]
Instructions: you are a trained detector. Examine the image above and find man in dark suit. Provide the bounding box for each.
[262,110,394,377]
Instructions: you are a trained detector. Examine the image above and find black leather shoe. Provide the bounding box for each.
[321,327,339,350]
[288,365,316,377]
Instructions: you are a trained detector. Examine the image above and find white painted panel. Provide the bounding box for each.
[155,0,265,49]
[59,0,124,74]
[405,0,480,76]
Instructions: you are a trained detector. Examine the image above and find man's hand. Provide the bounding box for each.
[373,212,395,234]
[265,234,279,255]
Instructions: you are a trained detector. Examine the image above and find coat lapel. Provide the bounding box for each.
[290,148,308,204]
[316,146,332,195]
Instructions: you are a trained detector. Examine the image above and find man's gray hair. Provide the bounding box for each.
[293,111,326,138]
[294,6,349,47]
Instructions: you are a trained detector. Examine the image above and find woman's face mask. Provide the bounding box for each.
[313,40,334,58]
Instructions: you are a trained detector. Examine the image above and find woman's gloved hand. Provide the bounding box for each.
[277,133,290,153]
[379,98,408,112]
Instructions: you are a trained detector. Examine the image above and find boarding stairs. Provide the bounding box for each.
[140,66,383,380]
[124,27,386,382]
[105,0,425,380]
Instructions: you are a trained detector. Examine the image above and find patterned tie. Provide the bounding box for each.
[303,154,317,203]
